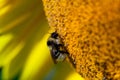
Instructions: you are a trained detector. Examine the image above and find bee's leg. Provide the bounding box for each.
[59,50,76,67]
[57,44,63,47]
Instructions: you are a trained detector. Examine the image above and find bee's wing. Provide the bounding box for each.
[56,53,66,62]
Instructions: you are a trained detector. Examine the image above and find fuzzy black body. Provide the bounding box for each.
[47,32,68,63]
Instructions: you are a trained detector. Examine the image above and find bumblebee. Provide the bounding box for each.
[47,32,76,68]
[47,32,68,63]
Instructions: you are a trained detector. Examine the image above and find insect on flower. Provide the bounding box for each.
[47,31,68,63]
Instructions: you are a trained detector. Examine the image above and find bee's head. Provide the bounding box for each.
[51,32,58,39]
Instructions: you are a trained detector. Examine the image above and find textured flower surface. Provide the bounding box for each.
[0,0,84,80]
[42,0,120,80]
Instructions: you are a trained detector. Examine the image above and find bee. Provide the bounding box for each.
[47,31,76,68]
[47,32,68,63]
